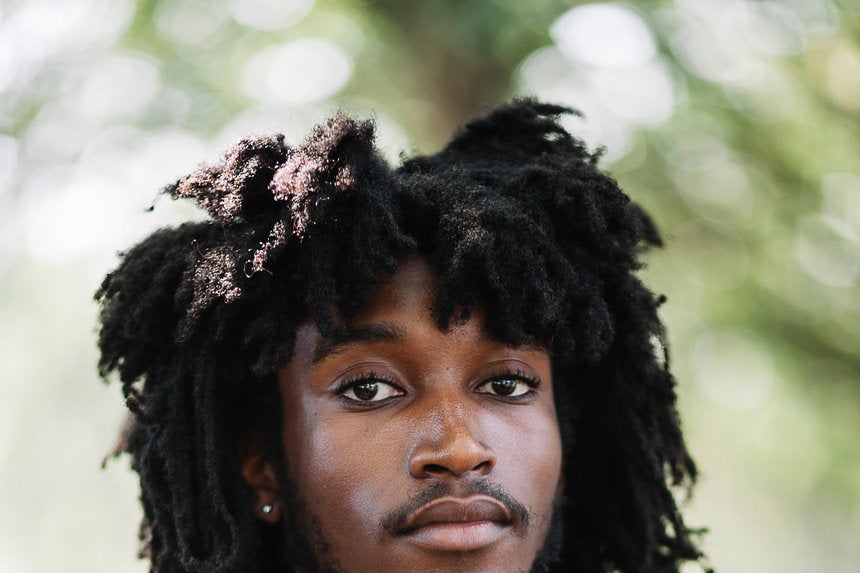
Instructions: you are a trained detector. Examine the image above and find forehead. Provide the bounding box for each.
[289,256,545,368]
[292,257,469,360]
[355,257,439,323]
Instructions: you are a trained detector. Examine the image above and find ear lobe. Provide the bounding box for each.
[238,431,283,523]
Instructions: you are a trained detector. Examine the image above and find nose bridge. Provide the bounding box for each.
[408,384,496,479]
[430,394,471,442]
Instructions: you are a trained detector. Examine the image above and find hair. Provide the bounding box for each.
[96,99,709,573]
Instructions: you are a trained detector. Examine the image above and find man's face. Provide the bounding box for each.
[277,257,563,572]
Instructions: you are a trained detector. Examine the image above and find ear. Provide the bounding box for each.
[238,431,283,523]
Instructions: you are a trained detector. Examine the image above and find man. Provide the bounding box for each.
[96,100,708,572]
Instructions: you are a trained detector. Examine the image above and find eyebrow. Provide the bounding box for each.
[311,323,408,363]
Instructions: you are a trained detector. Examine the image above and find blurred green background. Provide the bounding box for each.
[1,0,858,571]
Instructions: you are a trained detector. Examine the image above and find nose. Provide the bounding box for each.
[408,401,496,480]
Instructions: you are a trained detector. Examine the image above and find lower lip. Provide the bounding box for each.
[403,521,508,551]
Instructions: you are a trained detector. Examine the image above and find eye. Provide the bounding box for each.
[337,373,403,403]
[476,372,539,399]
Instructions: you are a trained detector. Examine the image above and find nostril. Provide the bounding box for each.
[424,463,448,474]
[421,459,492,477]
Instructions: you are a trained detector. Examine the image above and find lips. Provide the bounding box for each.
[398,496,513,552]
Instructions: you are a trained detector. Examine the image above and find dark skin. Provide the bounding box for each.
[243,257,563,572]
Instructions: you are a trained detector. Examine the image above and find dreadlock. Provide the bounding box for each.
[96,99,709,573]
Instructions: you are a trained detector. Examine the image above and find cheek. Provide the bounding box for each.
[283,406,406,535]
[494,407,563,511]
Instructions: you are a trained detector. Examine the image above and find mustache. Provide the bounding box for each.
[380,479,531,536]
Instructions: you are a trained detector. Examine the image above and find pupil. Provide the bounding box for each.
[353,382,379,400]
[492,379,517,396]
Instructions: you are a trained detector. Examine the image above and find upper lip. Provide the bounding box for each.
[398,496,512,533]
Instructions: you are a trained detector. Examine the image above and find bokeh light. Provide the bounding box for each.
[227,0,314,31]
[550,3,657,68]
[241,38,353,106]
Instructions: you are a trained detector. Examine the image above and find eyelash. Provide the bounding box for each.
[334,369,541,406]
[479,369,541,401]
[334,371,402,407]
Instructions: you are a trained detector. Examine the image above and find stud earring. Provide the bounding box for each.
[261,504,274,515]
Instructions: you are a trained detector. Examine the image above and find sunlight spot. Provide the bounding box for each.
[675,160,754,220]
[129,130,211,194]
[156,0,227,44]
[517,46,575,94]
[822,172,860,230]
[0,135,18,190]
[241,38,352,105]
[827,42,860,112]
[667,3,757,85]
[21,166,127,263]
[551,3,656,68]
[228,0,314,31]
[736,1,806,57]
[0,35,19,93]
[76,54,160,120]
[794,214,860,287]
[2,0,133,61]
[22,109,91,164]
[592,60,675,124]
